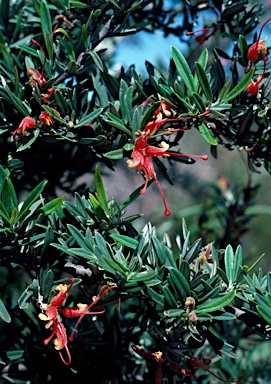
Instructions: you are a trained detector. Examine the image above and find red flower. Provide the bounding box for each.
[44,321,71,366]
[41,88,56,103]
[247,17,271,64]
[39,111,54,126]
[61,303,105,318]
[39,109,60,126]
[12,116,36,140]
[39,279,116,365]
[38,305,58,329]
[144,110,210,137]
[49,277,74,307]
[67,285,117,342]
[27,39,47,89]
[127,131,208,216]
[247,56,268,95]
[185,1,219,44]
[27,68,46,88]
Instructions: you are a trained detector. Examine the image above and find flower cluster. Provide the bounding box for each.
[38,276,117,365]
[131,345,241,383]
[127,101,209,215]
[185,1,219,46]
[247,18,271,95]
[12,40,59,140]
[12,109,59,140]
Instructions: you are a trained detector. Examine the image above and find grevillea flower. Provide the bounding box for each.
[61,303,105,319]
[41,88,56,103]
[127,131,208,216]
[12,116,36,140]
[44,321,71,366]
[185,1,219,44]
[39,109,60,126]
[39,305,58,329]
[39,111,55,126]
[50,277,74,307]
[247,18,271,64]
[144,110,210,137]
[27,39,47,88]
[131,346,197,384]
[247,56,268,95]
[39,280,116,365]
[68,285,117,342]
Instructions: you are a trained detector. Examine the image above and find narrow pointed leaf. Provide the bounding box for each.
[199,123,218,145]
[18,180,47,221]
[196,290,236,313]
[94,166,109,213]
[0,299,11,322]
[171,46,195,94]
[110,233,138,249]
[195,62,213,101]
[75,108,103,128]
[223,68,255,102]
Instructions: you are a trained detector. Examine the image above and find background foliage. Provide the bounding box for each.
[1,0,271,383]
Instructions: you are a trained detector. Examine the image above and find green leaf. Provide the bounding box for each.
[70,0,90,8]
[164,308,184,317]
[239,35,248,67]
[103,255,129,275]
[110,234,138,249]
[0,200,11,223]
[104,149,124,160]
[197,48,208,70]
[54,27,73,42]
[16,129,40,152]
[18,285,33,309]
[196,290,236,313]
[122,281,144,293]
[4,84,30,116]
[94,166,109,213]
[169,267,190,300]
[41,225,54,255]
[0,298,11,322]
[41,269,54,298]
[129,270,158,282]
[92,73,109,108]
[223,68,255,102]
[120,180,154,211]
[67,224,91,252]
[38,197,63,216]
[184,238,202,264]
[224,244,234,286]
[6,350,24,360]
[17,180,47,221]
[171,46,195,94]
[146,287,164,307]
[88,51,105,71]
[233,245,242,283]
[257,304,271,325]
[192,92,206,113]
[2,178,10,215]
[162,285,178,308]
[195,62,213,102]
[218,79,232,102]
[211,312,236,321]
[41,0,52,55]
[75,108,103,128]
[105,112,131,135]
[199,123,218,145]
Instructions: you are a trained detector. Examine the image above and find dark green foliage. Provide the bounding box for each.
[0,1,271,383]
